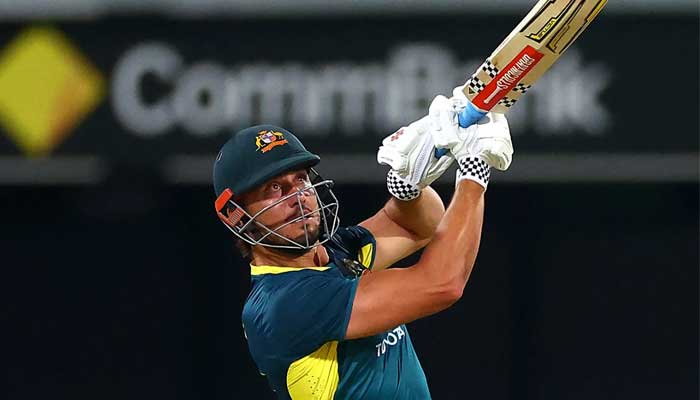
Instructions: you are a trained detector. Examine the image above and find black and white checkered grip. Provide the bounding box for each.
[498,97,518,108]
[467,76,486,94]
[387,170,421,201]
[512,83,531,93]
[456,156,490,189]
[482,59,499,78]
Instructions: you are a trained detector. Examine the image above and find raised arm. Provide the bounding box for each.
[346,102,513,339]
[359,112,451,271]
[359,186,444,271]
[347,180,485,339]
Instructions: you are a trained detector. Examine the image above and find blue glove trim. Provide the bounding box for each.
[434,101,487,158]
[434,148,449,158]
[458,101,487,128]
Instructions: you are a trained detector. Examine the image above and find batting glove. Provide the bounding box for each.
[377,108,453,201]
[430,93,513,189]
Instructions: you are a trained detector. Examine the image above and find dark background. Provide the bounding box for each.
[1,4,698,400]
[4,181,698,399]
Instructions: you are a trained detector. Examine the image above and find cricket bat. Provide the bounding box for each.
[457,0,608,128]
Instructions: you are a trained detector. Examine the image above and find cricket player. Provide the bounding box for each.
[213,91,513,399]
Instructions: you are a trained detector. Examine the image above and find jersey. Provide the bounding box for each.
[241,225,431,399]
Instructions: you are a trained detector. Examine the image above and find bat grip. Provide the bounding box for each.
[458,101,487,128]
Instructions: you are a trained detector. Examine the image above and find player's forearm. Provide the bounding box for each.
[416,180,485,296]
[383,186,445,241]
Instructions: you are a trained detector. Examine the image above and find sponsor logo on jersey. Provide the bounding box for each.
[375,326,406,357]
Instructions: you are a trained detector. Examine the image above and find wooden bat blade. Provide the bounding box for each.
[463,0,607,114]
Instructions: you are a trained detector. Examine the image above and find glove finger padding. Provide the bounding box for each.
[377,104,455,200]
[429,95,481,161]
[469,112,513,171]
[454,112,513,189]
[382,131,453,200]
[428,95,458,150]
[377,116,430,173]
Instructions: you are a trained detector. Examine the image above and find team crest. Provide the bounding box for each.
[255,130,288,153]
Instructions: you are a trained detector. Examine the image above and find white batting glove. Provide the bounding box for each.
[377,111,453,201]
[430,95,513,189]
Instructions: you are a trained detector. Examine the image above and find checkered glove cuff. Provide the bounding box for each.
[456,156,491,189]
[387,170,421,201]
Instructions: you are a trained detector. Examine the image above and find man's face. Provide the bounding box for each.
[239,169,322,247]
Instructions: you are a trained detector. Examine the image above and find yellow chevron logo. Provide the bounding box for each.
[528,17,559,41]
[0,27,104,156]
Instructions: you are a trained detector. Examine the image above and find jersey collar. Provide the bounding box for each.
[250,265,330,276]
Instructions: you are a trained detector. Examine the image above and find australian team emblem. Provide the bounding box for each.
[255,130,288,153]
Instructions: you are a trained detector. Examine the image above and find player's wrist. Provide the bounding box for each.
[455,155,490,190]
[387,169,421,201]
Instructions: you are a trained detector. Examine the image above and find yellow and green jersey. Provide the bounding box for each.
[242,226,431,399]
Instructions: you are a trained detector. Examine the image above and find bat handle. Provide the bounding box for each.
[458,101,487,128]
[434,101,487,158]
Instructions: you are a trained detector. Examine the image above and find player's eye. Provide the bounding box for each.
[270,183,281,192]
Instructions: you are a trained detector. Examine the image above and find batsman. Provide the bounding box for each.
[213,87,514,399]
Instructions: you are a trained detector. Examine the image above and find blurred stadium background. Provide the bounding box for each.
[2,1,698,399]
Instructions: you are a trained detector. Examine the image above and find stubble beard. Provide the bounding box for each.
[261,217,321,249]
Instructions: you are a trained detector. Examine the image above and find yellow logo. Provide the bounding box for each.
[255,130,288,153]
[528,17,559,41]
[0,26,104,156]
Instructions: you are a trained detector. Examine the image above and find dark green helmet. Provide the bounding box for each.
[213,125,339,252]
[213,124,321,197]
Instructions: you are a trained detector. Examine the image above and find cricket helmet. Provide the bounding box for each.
[213,125,340,251]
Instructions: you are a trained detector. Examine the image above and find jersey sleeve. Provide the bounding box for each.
[330,225,377,270]
[265,271,359,357]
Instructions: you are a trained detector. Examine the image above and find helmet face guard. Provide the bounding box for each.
[215,168,340,251]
